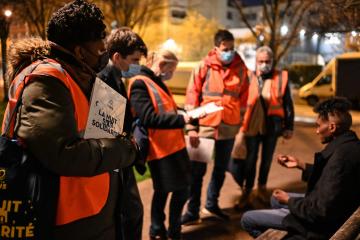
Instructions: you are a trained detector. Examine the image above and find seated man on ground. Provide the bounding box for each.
[240,97,360,239]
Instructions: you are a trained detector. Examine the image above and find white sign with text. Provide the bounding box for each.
[84,77,126,139]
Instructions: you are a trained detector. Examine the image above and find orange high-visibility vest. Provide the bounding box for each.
[241,70,288,132]
[128,76,186,161]
[198,62,248,127]
[2,58,110,225]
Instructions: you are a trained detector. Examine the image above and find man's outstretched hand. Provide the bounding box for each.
[277,154,305,170]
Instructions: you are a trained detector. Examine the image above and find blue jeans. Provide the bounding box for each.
[186,139,234,215]
[244,134,278,191]
[150,188,189,238]
[241,192,305,237]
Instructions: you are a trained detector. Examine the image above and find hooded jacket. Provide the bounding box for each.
[5,38,137,240]
[185,49,249,139]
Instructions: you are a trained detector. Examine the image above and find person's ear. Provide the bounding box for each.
[112,52,121,63]
[74,46,84,61]
[329,121,337,134]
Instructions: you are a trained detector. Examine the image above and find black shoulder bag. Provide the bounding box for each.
[0,80,58,239]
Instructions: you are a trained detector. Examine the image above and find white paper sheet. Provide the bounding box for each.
[84,77,127,139]
[185,136,215,163]
[186,102,224,119]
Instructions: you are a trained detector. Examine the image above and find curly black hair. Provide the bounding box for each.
[47,0,106,49]
[314,97,352,132]
[107,27,148,58]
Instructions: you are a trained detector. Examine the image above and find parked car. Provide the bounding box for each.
[299,52,360,108]
[165,61,199,107]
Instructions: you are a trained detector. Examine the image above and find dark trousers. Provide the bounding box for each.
[118,167,143,240]
[228,158,246,188]
[186,139,234,215]
[150,188,189,238]
[243,134,278,191]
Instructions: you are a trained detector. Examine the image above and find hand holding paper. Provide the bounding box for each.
[186,102,223,119]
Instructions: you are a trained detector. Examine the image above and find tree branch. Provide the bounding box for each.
[234,0,258,38]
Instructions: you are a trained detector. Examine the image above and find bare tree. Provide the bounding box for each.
[95,0,167,35]
[234,0,315,66]
[0,0,24,100]
[15,0,68,39]
[306,0,360,33]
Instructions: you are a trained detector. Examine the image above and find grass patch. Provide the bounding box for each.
[134,164,151,182]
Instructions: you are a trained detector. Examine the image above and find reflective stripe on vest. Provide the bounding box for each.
[128,75,186,161]
[3,59,110,226]
[146,80,166,114]
[241,70,288,132]
[199,65,246,126]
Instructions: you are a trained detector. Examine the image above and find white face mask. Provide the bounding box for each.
[258,63,272,74]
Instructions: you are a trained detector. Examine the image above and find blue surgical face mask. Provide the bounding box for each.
[219,50,235,64]
[121,64,142,78]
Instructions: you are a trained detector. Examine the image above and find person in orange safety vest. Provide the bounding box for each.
[234,46,294,210]
[128,50,194,240]
[181,29,250,225]
[1,1,138,239]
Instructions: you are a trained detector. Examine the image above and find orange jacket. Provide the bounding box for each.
[3,59,110,226]
[185,49,249,127]
[128,76,186,161]
[241,70,288,132]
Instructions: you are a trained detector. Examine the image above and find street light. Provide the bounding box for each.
[280,25,288,36]
[312,33,319,41]
[4,10,12,17]
[0,9,12,101]
[299,29,306,37]
[161,38,182,54]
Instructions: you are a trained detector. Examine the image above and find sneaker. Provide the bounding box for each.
[181,212,201,225]
[150,228,168,240]
[150,233,168,240]
[202,206,230,221]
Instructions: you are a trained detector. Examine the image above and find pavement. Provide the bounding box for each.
[294,104,360,126]
[138,104,360,240]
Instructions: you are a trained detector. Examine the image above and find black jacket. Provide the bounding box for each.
[129,66,186,129]
[10,39,136,240]
[98,63,133,134]
[98,63,144,240]
[129,66,190,192]
[283,131,360,239]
